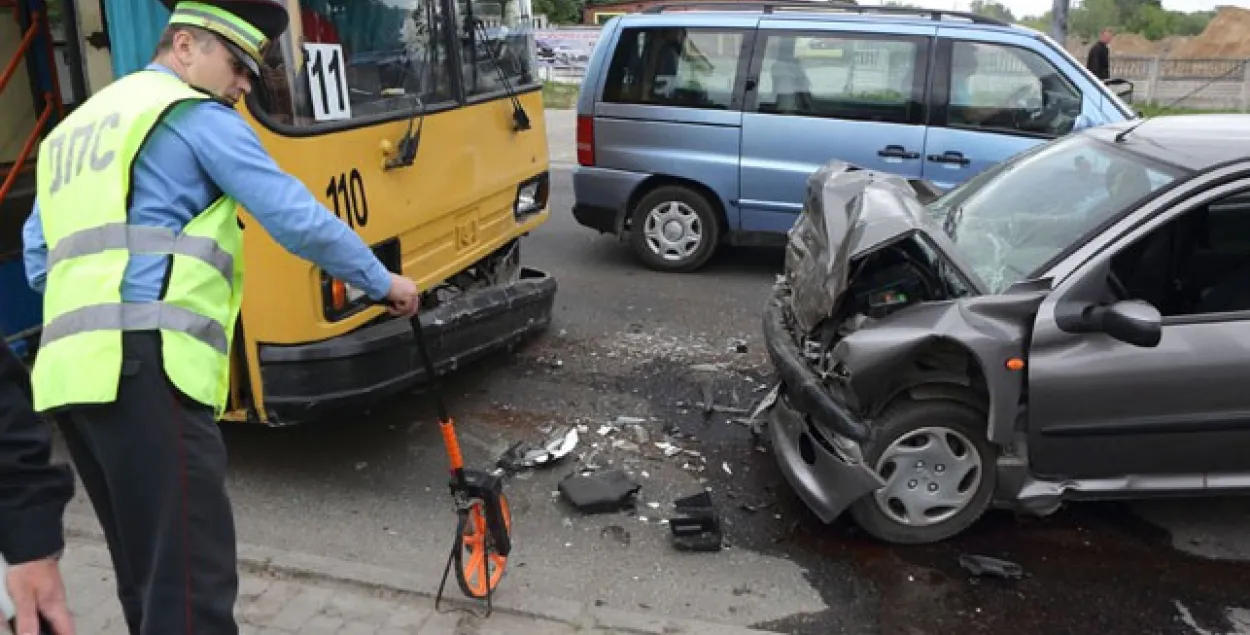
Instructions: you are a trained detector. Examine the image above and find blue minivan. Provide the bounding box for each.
[570,2,1138,272]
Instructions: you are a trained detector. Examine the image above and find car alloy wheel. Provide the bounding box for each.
[643,200,703,264]
[848,398,996,544]
[871,426,983,527]
[629,185,720,273]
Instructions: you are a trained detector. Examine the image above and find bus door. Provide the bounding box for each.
[1,0,88,355]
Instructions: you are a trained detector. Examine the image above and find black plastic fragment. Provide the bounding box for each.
[558,469,641,514]
[669,491,723,552]
[958,554,1023,580]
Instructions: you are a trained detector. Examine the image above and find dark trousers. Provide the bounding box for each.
[56,331,238,635]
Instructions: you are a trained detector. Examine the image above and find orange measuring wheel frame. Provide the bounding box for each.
[374,297,515,617]
[453,493,513,598]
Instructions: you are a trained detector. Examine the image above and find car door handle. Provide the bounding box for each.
[927,151,971,166]
[878,145,920,159]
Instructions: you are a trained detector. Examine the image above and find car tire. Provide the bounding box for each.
[848,397,996,545]
[628,185,720,273]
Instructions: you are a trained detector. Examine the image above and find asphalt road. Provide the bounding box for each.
[53,118,1250,634]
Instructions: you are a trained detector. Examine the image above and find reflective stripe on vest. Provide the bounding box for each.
[41,302,228,354]
[47,223,235,281]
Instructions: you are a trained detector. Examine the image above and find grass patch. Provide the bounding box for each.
[543,82,580,109]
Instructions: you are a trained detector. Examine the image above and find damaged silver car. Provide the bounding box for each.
[763,114,1250,544]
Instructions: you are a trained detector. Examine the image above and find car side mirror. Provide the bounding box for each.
[1083,300,1162,347]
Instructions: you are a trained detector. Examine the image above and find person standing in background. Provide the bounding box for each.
[1087,27,1113,81]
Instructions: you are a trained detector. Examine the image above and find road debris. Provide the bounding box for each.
[958,554,1024,580]
[559,469,642,514]
[600,525,631,547]
[669,491,723,552]
[497,426,580,472]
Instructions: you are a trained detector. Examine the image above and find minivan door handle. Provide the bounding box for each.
[927,151,971,166]
[878,145,920,159]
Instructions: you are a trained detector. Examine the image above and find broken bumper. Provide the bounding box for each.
[256,267,558,423]
[762,292,870,443]
[768,389,886,524]
[763,288,886,523]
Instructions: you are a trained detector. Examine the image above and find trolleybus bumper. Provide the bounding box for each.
[255,266,557,423]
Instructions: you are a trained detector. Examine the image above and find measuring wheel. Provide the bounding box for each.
[453,493,513,599]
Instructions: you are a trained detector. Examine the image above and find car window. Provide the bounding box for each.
[602,27,746,110]
[750,32,925,125]
[1111,186,1250,317]
[930,135,1183,294]
[946,40,1083,138]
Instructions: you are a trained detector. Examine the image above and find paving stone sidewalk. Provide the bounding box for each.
[56,537,610,634]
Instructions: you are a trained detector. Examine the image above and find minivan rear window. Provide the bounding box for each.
[602,27,747,110]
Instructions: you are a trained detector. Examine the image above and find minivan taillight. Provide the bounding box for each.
[576,115,595,166]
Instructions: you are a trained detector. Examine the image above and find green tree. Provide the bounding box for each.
[969,0,1015,23]
[533,0,583,24]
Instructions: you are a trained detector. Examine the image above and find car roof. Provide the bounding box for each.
[1087,115,1250,172]
[615,2,1029,33]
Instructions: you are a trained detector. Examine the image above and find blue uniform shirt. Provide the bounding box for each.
[23,63,393,302]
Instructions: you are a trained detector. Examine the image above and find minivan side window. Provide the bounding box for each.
[602,27,747,110]
[747,31,928,125]
[945,40,1083,138]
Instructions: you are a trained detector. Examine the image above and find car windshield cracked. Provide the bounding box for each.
[928,135,1185,294]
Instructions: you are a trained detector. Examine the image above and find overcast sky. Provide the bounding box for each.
[888,0,1234,19]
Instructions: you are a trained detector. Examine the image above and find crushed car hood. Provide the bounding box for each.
[782,160,983,335]
[770,159,1053,446]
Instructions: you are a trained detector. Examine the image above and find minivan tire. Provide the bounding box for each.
[847,398,996,545]
[629,186,720,273]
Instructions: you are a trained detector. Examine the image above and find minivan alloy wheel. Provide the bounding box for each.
[629,185,720,272]
[872,426,983,526]
[643,200,703,262]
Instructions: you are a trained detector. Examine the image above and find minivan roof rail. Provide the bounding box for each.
[640,0,1012,26]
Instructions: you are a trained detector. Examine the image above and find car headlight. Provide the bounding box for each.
[514,172,549,220]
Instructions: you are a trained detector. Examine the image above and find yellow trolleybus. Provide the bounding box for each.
[0,0,555,425]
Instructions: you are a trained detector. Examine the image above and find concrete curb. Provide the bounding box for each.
[63,512,779,635]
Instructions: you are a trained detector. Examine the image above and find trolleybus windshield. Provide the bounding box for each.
[249,0,538,130]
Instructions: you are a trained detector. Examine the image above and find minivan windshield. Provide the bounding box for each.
[928,135,1186,293]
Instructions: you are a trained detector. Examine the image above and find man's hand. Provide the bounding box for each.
[6,557,74,635]
[384,273,420,318]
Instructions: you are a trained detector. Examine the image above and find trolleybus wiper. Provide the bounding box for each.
[466,17,531,132]
[386,90,426,170]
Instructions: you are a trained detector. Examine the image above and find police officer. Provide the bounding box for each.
[0,338,75,635]
[20,0,421,632]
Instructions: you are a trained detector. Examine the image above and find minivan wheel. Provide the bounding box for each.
[848,398,996,545]
[629,186,720,273]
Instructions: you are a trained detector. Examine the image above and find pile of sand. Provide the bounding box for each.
[1109,32,1164,55]
[1063,6,1250,59]
[1169,5,1250,59]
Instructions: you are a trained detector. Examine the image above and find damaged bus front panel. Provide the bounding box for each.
[763,160,1048,528]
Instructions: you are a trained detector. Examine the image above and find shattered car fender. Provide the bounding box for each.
[831,281,1052,444]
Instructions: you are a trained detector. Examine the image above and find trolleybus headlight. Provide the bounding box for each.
[320,238,403,322]
[321,275,369,321]
[514,172,549,220]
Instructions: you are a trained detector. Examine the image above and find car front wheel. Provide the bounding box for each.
[629,185,720,273]
[848,398,996,544]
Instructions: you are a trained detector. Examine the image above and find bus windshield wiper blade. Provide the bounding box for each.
[469,18,531,132]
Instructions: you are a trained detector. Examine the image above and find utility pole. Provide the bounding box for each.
[1050,0,1070,43]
